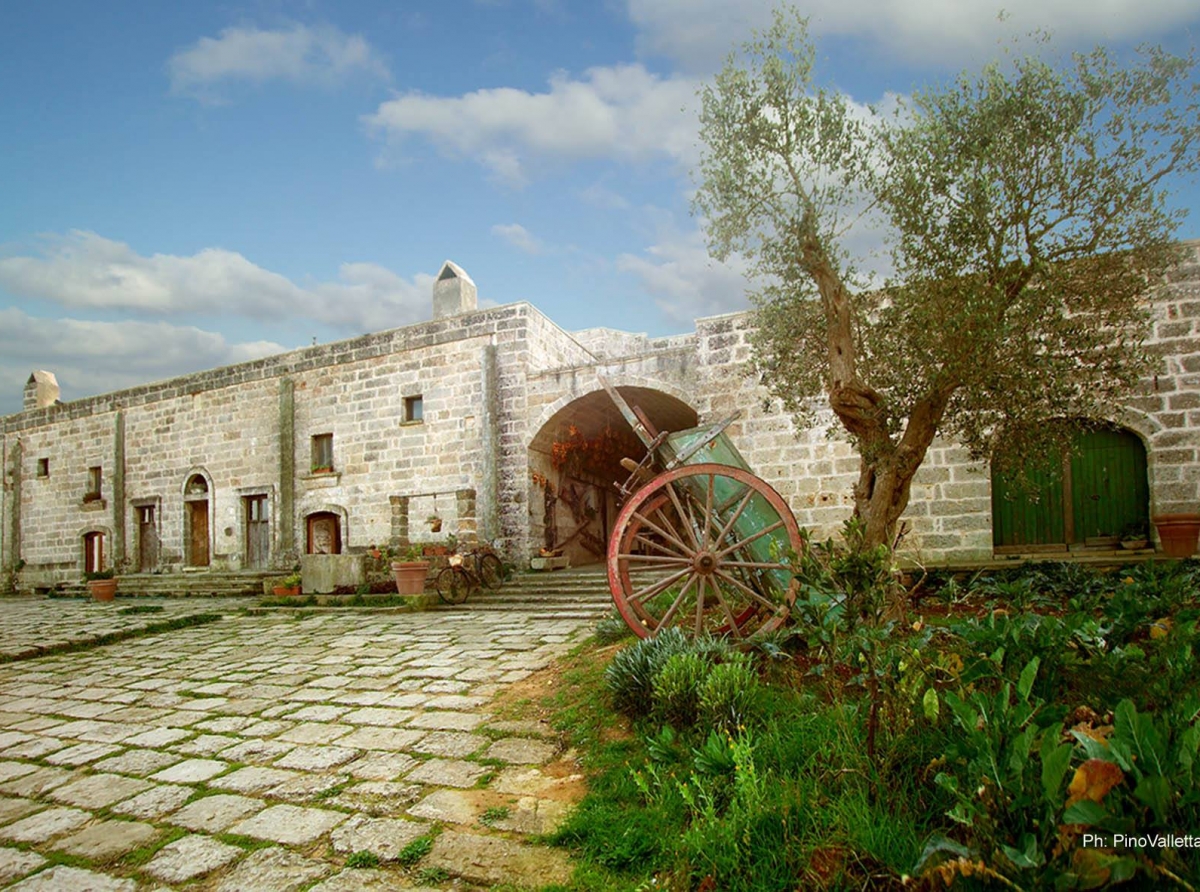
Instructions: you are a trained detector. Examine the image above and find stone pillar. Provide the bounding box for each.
[3,437,20,586]
[113,411,126,568]
[480,343,500,542]
[390,495,410,548]
[279,378,296,564]
[455,488,478,544]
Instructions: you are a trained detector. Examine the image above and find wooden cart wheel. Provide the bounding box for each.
[607,463,802,640]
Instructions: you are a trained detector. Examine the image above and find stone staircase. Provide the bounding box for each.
[458,563,615,620]
[56,570,276,599]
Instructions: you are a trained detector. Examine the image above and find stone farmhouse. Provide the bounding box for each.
[2,248,1199,592]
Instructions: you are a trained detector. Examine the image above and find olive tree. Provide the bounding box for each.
[694,9,1200,550]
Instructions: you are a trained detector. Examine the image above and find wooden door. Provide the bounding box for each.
[84,531,104,574]
[992,426,1148,550]
[245,496,270,568]
[137,505,158,572]
[189,500,210,566]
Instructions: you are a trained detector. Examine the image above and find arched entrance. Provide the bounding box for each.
[992,425,1149,551]
[306,511,343,554]
[528,386,698,566]
[183,472,212,567]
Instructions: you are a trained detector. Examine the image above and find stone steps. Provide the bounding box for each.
[446,565,614,619]
[59,571,276,599]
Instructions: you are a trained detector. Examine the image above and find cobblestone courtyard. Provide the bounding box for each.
[0,599,592,890]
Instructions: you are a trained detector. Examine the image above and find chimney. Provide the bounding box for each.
[24,370,60,410]
[432,261,477,319]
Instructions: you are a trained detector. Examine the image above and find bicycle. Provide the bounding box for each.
[435,547,504,604]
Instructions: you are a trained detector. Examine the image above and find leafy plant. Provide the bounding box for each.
[652,651,710,729]
[605,628,690,719]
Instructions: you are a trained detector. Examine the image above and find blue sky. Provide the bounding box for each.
[2,1,1198,415]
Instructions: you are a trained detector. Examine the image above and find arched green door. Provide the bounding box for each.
[992,427,1148,550]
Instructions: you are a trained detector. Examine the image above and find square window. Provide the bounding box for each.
[311,433,334,472]
[37,458,49,478]
[404,395,423,423]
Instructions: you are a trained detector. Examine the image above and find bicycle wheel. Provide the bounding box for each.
[435,567,472,605]
[477,553,504,590]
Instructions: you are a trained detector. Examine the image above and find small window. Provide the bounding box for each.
[85,466,102,501]
[404,396,423,423]
[37,458,49,478]
[311,433,334,473]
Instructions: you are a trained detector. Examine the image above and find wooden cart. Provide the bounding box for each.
[599,376,803,640]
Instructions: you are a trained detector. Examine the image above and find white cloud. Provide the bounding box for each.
[616,225,754,323]
[627,0,1200,71]
[576,182,632,210]
[491,223,545,255]
[169,23,389,99]
[0,231,432,334]
[0,307,286,414]
[363,64,700,185]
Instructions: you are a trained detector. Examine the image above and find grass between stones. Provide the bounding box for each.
[0,612,224,665]
[120,827,187,867]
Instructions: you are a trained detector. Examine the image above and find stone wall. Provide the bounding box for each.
[3,244,1198,590]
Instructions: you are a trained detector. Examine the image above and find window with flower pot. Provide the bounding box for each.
[311,433,334,473]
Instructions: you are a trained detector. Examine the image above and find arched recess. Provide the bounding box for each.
[80,526,112,574]
[991,423,1150,551]
[528,385,699,566]
[305,505,347,554]
[182,469,214,568]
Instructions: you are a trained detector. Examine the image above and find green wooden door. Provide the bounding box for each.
[991,426,1148,549]
[1070,429,1149,541]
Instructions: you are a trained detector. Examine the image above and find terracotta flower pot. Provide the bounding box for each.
[87,579,117,602]
[272,585,300,596]
[391,561,430,595]
[1152,514,1200,558]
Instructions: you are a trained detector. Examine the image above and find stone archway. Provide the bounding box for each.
[182,470,213,568]
[528,386,698,566]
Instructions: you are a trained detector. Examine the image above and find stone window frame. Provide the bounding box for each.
[311,433,335,473]
[85,465,102,502]
[403,395,424,424]
[36,457,49,478]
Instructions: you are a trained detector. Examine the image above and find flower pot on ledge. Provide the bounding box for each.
[1153,514,1200,558]
[392,561,430,595]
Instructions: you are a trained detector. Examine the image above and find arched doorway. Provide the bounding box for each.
[183,472,212,567]
[528,386,698,566]
[992,425,1149,551]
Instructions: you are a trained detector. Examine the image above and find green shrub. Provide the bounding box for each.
[652,651,710,729]
[699,660,760,733]
[605,628,690,719]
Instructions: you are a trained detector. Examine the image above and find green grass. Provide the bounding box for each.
[345,850,380,868]
[396,833,435,866]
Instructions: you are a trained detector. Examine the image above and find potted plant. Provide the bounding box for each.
[1120,521,1149,550]
[391,545,430,595]
[1152,513,1200,558]
[426,514,443,533]
[272,571,302,596]
[84,568,117,602]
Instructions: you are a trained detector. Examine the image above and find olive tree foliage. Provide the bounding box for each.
[694,8,1200,550]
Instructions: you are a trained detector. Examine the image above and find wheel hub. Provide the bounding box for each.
[693,551,718,575]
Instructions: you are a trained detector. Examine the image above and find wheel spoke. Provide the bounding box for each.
[632,534,685,560]
[712,488,756,551]
[628,566,691,604]
[708,575,743,638]
[703,473,714,549]
[664,482,700,552]
[713,568,785,614]
[694,575,707,638]
[715,519,786,559]
[720,559,792,571]
[656,573,698,632]
[631,509,694,557]
[618,552,693,565]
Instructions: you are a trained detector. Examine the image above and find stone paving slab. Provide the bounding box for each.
[0,604,591,890]
[0,597,250,661]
